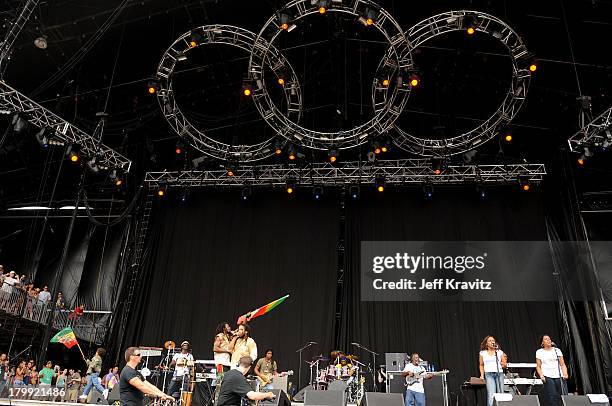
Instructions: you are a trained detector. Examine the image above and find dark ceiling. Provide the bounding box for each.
[1,0,612,208]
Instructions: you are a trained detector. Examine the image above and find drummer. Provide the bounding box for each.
[337,356,355,378]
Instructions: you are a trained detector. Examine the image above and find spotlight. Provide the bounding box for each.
[423,183,434,200]
[476,184,487,200]
[34,36,48,49]
[431,158,444,175]
[504,132,513,142]
[67,149,79,163]
[180,188,190,203]
[409,74,420,87]
[372,141,382,155]
[34,128,50,148]
[175,140,184,155]
[157,184,167,197]
[359,8,376,26]
[273,138,283,155]
[277,77,285,86]
[115,178,123,187]
[328,149,338,163]
[375,176,385,193]
[241,186,252,201]
[109,169,123,187]
[189,30,202,48]
[242,85,252,97]
[464,14,477,35]
[577,155,586,166]
[226,165,236,177]
[317,0,330,13]
[146,80,159,95]
[86,156,100,173]
[349,185,360,200]
[382,79,390,87]
[529,62,537,72]
[287,144,297,161]
[286,179,296,194]
[519,176,531,191]
[313,186,323,200]
[278,13,291,30]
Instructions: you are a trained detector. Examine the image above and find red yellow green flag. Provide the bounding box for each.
[237,294,289,324]
[50,327,79,349]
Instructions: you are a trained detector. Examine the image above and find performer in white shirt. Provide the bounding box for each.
[478,336,507,406]
[166,341,194,400]
[401,353,432,406]
[536,335,568,406]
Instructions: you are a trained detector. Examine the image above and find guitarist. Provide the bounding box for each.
[254,350,277,391]
[401,353,432,406]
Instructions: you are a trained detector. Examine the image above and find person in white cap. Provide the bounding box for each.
[166,341,194,400]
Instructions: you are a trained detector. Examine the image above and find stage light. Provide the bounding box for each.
[349,185,360,200]
[529,63,537,72]
[146,80,159,95]
[175,140,184,155]
[189,30,202,48]
[328,149,338,163]
[382,79,389,87]
[68,150,79,163]
[519,177,531,191]
[226,165,236,177]
[180,188,190,203]
[273,138,283,155]
[371,141,382,155]
[359,9,376,26]
[423,183,434,200]
[277,77,285,86]
[476,184,486,200]
[577,155,585,166]
[286,179,296,194]
[464,14,477,35]
[115,178,123,187]
[504,133,513,142]
[243,87,252,97]
[34,128,50,148]
[409,75,420,87]
[313,186,323,200]
[375,176,385,193]
[279,13,291,30]
[241,186,252,201]
[431,158,444,175]
[287,144,297,161]
[157,184,167,197]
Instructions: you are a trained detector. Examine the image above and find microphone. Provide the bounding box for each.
[309,342,318,345]
[350,342,361,346]
[551,342,557,347]
[493,344,499,350]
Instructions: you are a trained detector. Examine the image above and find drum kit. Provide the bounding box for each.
[308,351,366,403]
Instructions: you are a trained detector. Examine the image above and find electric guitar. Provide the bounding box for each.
[257,370,293,385]
[405,369,449,386]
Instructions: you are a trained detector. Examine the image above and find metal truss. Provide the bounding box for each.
[0,0,40,74]
[144,160,546,187]
[568,106,612,153]
[381,10,533,157]
[248,0,413,150]
[0,80,132,171]
[156,25,302,162]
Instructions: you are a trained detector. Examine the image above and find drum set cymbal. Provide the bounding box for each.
[312,355,330,362]
[164,340,176,350]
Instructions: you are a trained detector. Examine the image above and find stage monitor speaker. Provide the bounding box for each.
[562,395,610,406]
[385,353,407,372]
[304,389,346,406]
[87,391,107,404]
[386,372,405,394]
[361,392,404,406]
[293,386,313,402]
[258,389,291,406]
[107,385,120,403]
[493,395,540,405]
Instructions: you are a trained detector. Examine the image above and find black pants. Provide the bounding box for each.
[167,376,189,398]
[543,377,566,406]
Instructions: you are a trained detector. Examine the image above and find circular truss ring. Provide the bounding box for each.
[247,0,414,151]
[155,25,303,162]
[374,10,533,157]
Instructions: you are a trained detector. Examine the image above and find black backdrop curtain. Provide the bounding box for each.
[123,191,339,385]
[338,188,560,403]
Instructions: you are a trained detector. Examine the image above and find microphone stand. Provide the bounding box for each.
[351,343,379,392]
[296,342,315,390]
[494,347,502,396]
[554,346,567,396]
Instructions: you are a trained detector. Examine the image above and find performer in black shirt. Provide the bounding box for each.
[120,347,174,405]
[216,356,275,406]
